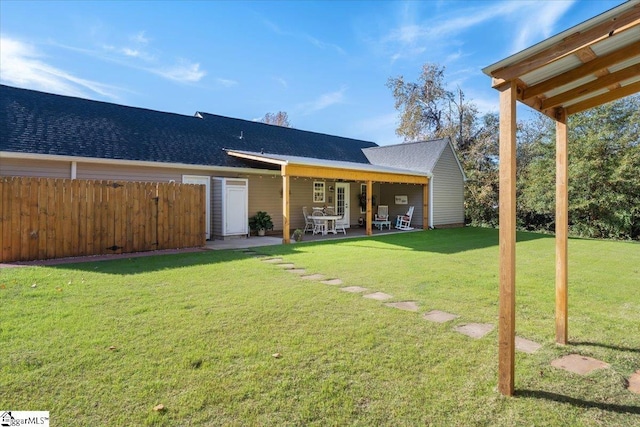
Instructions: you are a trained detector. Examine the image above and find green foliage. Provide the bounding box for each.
[387,60,639,240]
[249,211,273,232]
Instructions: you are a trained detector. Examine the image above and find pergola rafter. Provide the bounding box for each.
[483,0,640,396]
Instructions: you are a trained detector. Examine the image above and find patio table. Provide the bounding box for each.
[308,215,342,235]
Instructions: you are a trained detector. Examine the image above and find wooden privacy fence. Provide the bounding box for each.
[0,177,206,262]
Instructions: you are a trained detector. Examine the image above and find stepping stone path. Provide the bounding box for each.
[515,336,542,354]
[385,301,419,312]
[321,279,343,285]
[340,286,369,293]
[286,268,307,274]
[423,310,459,323]
[550,354,610,375]
[628,370,640,394]
[262,258,283,264]
[454,323,494,339]
[363,292,393,301]
[275,263,296,269]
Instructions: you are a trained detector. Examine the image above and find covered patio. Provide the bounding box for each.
[226,149,431,243]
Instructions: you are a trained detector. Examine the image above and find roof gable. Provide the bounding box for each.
[362,138,465,177]
[0,85,377,167]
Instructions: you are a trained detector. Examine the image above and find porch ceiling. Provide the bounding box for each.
[225,149,430,185]
[482,0,640,119]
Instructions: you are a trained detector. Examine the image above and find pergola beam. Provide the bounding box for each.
[564,81,640,115]
[490,7,640,82]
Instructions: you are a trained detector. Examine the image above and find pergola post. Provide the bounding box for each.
[555,110,569,344]
[366,180,372,236]
[282,170,290,244]
[498,81,517,396]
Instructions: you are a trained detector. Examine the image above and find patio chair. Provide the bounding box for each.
[311,210,327,235]
[373,205,391,230]
[302,206,314,234]
[375,205,389,221]
[395,206,415,230]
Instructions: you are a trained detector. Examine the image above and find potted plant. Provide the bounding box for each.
[292,229,303,242]
[357,193,377,211]
[249,211,273,236]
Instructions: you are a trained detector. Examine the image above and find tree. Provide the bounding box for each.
[260,111,291,127]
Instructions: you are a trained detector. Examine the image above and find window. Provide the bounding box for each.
[313,181,325,203]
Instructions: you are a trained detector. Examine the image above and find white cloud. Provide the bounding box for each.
[274,77,288,88]
[153,60,206,83]
[299,86,347,114]
[263,18,346,55]
[215,77,237,87]
[351,111,403,145]
[510,1,574,53]
[0,36,120,100]
[130,31,150,45]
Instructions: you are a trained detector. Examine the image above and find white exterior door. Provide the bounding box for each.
[225,184,248,235]
[182,175,210,239]
[335,183,350,228]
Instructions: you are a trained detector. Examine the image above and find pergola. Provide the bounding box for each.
[482,1,640,396]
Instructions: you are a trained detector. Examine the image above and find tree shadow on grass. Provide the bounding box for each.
[43,249,253,275]
[516,390,640,414]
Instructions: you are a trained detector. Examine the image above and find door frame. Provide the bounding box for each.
[335,182,350,228]
[182,175,211,239]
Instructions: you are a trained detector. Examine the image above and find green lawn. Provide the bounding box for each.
[1,228,638,426]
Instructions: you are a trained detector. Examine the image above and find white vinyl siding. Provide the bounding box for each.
[432,145,465,226]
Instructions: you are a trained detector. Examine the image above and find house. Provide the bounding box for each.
[0,84,465,243]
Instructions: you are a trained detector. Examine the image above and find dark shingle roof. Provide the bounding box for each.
[0,85,377,167]
[363,139,449,174]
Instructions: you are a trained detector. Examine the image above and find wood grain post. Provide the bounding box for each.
[366,180,372,236]
[423,181,429,230]
[555,110,569,345]
[282,169,290,244]
[498,81,517,396]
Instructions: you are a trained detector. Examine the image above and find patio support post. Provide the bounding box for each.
[555,109,568,344]
[498,81,517,396]
[366,180,372,236]
[423,181,429,230]
[282,170,290,244]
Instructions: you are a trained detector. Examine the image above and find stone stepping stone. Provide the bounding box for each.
[321,278,343,285]
[385,301,419,311]
[340,286,369,293]
[423,310,459,323]
[300,274,325,281]
[628,370,640,394]
[275,263,296,269]
[454,323,494,339]
[515,336,542,354]
[262,258,283,263]
[550,354,610,375]
[286,268,307,274]
[363,292,393,301]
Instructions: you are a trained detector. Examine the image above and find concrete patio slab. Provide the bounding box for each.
[423,310,459,323]
[515,336,542,353]
[385,301,419,311]
[321,279,343,285]
[628,370,640,394]
[300,274,325,281]
[340,286,369,293]
[286,269,307,274]
[363,292,393,301]
[454,323,494,339]
[550,354,610,375]
[261,258,283,263]
[275,263,296,269]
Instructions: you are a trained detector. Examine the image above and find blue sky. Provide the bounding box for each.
[0,0,623,145]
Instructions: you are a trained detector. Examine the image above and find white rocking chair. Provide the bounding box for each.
[395,206,415,230]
